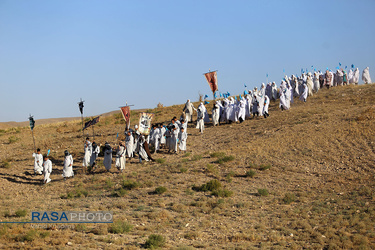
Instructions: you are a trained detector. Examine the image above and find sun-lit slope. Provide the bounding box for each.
[0,84,374,249]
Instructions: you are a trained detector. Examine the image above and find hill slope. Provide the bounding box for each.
[0,84,374,249]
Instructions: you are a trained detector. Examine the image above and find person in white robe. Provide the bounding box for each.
[238,97,246,123]
[196,103,205,133]
[245,94,252,119]
[178,127,187,152]
[115,142,126,172]
[125,131,134,157]
[62,150,74,179]
[90,141,100,169]
[183,99,195,123]
[266,82,272,100]
[82,137,92,170]
[165,127,171,150]
[32,148,43,175]
[313,72,320,93]
[43,155,52,184]
[336,69,344,86]
[362,67,372,84]
[179,119,187,133]
[299,82,308,102]
[353,68,360,85]
[160,124,166,147]
[257,83,266,116]
[153,126,161,153]
[306,74,314,96]
[348,69,354,84]
[252,94,259,117]
[103,142,112,171]
[170,125,179,153]
[133,125,140,155]
[271,82,278,100]
[212,102,220,126]
[263,95,270,118]
[138,135,150,162]
[279,81,290,110]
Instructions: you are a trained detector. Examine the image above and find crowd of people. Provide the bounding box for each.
[32,66,372,184]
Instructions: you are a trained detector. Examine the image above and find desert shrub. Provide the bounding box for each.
[191,154,202,161]
[109,221,133,234]
[154,186,167,194]
[0,159,11,169]
[14,230,38,242]
[8,136,19,144]
[156,158,166,164]
[3,211,11,217]
[210,152,226,158]
[91,225,108,235]
[246,170,256,178]
[259,164,271,171]
[112,188,127,197]
[75,224,87,232]
[216,155,235,164]
[193,179,222,192]
[145,234,166,249]
[61,188,89,199]
[180,167,187,173]
[182,152,191,158]
[212,189,233,197]
[105,178,114,189]
[15,209,27,217]
[282,193,296,204]
[258,189,269,196]
[122,179,140,190]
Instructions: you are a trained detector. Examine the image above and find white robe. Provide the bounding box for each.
[196,107,205,133]
[138,136,149,161]
[170,128,179,152]
[153,128,161,151]
[306,76,314,96]
[82,141,92,167]
[238,98,246,121]
[62,155,74,178]
[183,101,194,122]
[353,68,360,84]
[103,148,112,171]
[125,134,134,157]
[43,159,52,183]
[212,104,220,126]
[90,145,100,167]
[348,69,354,84]
[160,127,166,144]
[271,84,278,100]
[299,83,308,102]
[257,87,265,116]
[263,96,270,115]
[115,146,126,171]
[313,72,320,92]
[33,153,43,175]
[178,131,187,151]
[362,67,372,84]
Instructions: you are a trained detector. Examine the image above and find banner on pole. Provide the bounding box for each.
[83,116,100,130]
[78,101,84,115]
[29,115,35,131]
[204,71,218,93]
[138,112,154,135]
[120,106,131,129]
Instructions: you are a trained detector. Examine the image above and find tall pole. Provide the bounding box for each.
[78,98,85,139]
[29,115,36,152]
[92,124,95,140]
[31,130,36,152]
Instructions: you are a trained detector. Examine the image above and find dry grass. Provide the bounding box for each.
[0,84,375,248]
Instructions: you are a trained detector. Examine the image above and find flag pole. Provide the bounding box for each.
[78,98,85,139]
[29,115,36,152]
[92,124,95,140]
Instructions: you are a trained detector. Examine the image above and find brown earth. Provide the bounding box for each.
[0,84,374,249]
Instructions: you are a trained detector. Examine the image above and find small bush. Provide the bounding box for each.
[193,179,221,192]
[154,186,167,195]
[15,230,38,242]
[259,164,271,171]
[180,167,187,173]
[191,155,202,161]
[0,160,11,169]
[216,155,235,164]
[212,189,233,197]
[282,193,296,204]
[109,221,133,234]
[75,224,87,232]
[145,234,166,249]
[105,178,114,189]
[112,188,127,197]
[15,209,27,217]
[210,152,226,158]
[258,189,269,196]
[182,152,191,158]
[122,179,140,190]
[8,136,19,144]
[156,158,166,164]
[246,170,256,178]
[3,211,11,217]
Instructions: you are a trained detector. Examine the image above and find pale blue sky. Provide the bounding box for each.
[0,0,374,122]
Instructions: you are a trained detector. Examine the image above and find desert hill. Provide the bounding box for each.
[0,84,374,249]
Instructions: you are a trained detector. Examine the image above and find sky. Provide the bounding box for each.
[0,0,374,122]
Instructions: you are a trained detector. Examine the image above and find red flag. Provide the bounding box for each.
[204,71,218,93]
[120,106,131,129]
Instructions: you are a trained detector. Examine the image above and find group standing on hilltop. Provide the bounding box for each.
[31,66,372,184]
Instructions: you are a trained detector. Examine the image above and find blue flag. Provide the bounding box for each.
[283,69,285,73]
[266,73,268,77]
[345,66,347,69]
[239,95,242,100]
[227,91,230,96]
[244,84,247,88]
[336,66,339,70]
[219,92,222,97]
[47,149,51,156]
[234,96,237,100]
[339,62,341,66]
[214,92,217,99]
[116,133,119,139]
[204,101,209,105]
[204,94,208,99]
[244,90,248,95]
[351,64,354,69]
